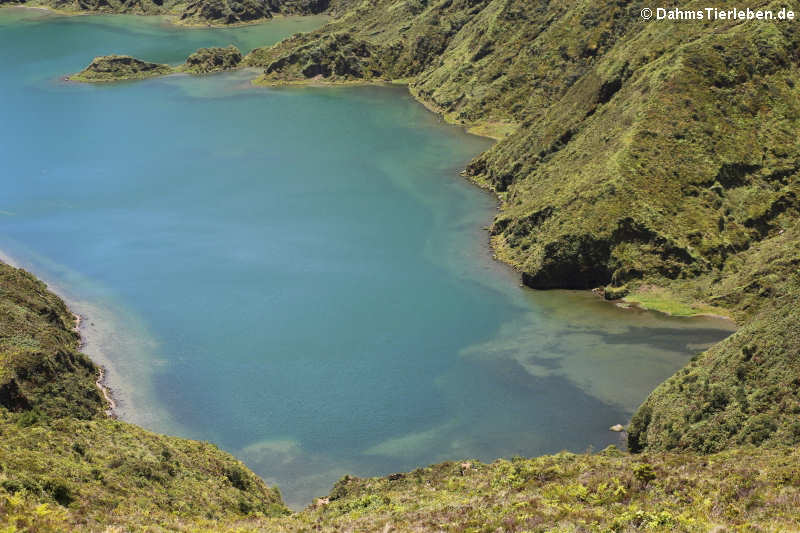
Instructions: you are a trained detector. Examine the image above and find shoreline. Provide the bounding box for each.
[73,311,118,415]
[0,250,119,418]
[0,4,327,29]
[96,365,118,415]
[6,0,735,325]
[249,74,515,142]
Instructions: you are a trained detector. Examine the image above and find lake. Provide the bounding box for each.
[0,8,735,508]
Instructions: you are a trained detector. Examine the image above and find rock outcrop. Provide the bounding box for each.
[184,45,243,73]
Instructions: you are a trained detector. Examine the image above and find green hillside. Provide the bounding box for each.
[2,0,800,531]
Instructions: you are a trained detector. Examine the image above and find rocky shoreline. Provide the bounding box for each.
[73,312,118,416]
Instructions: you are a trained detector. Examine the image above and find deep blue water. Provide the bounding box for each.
[0,8,735,507]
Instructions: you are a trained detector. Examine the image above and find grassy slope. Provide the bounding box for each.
[244,0,800,452]
[628,223,800,453]
[0,266,102,420]
[0,262,288,531]
[256,447,800,532]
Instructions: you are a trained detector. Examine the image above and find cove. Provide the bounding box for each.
[0,9,735,508]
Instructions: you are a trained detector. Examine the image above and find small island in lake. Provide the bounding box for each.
[68,55,174,82]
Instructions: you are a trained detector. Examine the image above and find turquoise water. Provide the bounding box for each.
[0,8,735,508]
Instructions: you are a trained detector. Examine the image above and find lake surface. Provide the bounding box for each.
[0,8,735,508]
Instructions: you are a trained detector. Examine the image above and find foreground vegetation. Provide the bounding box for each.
[2,0,800,530]
[259,446,800,532]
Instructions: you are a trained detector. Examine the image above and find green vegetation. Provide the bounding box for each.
[262,446,800,532]
[0,266,101,420]
[184,45,243,74]
[69,46,246,82]
[620,286,729,318]
[0,262,288,531]
[2,0,800,530]
[628,225,800,453]
[68,55,175,82]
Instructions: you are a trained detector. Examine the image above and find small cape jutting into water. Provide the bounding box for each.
[68,45,244,82]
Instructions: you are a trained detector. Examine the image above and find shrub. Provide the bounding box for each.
[633,464,656,487]
[224,466,250,491]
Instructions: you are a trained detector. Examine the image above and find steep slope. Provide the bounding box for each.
[0,266,101,420]
[244,0,800,452]
[628,223,800,453]
[0,262,288,531]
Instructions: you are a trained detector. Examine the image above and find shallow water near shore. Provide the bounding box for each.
[0,9,735,508]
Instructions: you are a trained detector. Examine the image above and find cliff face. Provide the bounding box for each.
[244,0,800,453]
